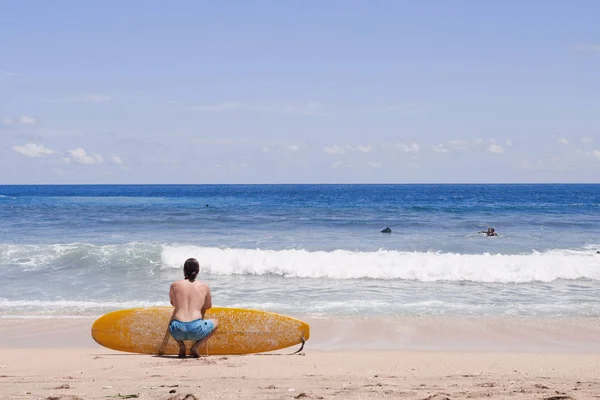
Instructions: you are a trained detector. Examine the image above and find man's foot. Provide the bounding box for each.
[190,327,218,358]
[190,340,205,358]
[177,341,186,358]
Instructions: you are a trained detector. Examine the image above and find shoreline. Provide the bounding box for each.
[2,314,600,353]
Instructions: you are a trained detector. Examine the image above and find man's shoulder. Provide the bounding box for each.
[193,280,210,289]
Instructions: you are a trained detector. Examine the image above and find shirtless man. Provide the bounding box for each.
[169,258,218,358]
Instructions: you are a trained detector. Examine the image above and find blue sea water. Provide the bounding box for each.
[1,184,599,318]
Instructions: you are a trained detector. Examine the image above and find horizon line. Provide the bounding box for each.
[1,182,600,186]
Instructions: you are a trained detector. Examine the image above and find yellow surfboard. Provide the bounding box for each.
[91,307,310,355]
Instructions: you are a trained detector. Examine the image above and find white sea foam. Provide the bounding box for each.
[0,242,162,271]
[1,242,599,283]
[161,245,600,283]
[0,299,170,318]
[0,299,169,309]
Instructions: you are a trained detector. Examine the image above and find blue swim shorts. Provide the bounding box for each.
[169,319,215,342]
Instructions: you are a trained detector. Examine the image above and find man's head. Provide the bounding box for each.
[183,258,200,281]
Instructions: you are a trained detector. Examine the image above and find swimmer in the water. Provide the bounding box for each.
[478,227,498,237]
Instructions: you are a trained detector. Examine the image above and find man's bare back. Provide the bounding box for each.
[169,279,212,322]
[168,258,218,358]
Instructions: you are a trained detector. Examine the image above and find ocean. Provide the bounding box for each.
[1,184,599,319]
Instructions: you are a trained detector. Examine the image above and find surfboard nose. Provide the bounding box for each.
[301,322,310,341]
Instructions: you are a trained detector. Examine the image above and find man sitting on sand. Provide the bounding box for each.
[169,258,218,358]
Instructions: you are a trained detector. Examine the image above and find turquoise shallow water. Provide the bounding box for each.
[1,184,599,318]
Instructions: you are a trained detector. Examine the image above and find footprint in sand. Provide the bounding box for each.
[166,395,198,400]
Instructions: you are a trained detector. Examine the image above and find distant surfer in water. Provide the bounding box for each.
[478,227,498,237]
[168,258,218,358]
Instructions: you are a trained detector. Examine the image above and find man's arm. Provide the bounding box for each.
[169,284,175,306]
[201,286,212,319]
[204,287,213,310]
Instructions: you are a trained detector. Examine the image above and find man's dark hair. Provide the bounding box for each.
[183,258,200,281]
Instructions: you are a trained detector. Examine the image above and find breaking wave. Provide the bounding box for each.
[2,242,598,283]
[161,245,600,283]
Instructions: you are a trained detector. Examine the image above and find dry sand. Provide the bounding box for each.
[1,316,600,400]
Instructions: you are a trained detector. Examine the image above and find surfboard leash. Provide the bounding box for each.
[289,333,306,355]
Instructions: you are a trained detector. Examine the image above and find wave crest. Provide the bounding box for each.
[1,242,599,283]
[161,245,600,283]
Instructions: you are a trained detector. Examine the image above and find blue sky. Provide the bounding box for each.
[1,1,599,183]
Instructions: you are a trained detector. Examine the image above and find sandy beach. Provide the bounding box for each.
[2,317,600,400]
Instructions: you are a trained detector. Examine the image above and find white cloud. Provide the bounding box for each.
[557,137,569,145]
[581,137,594,144]
[18,116,37,125]
[366,161,382,168]
[262,144,302,153]
[573,43,600,53]
[432,144,449,153]
[213,162,249,172]
[13,143,55,158]
[432,139,506,154]
[324,145,346,155]
[228,162,248,172]
[579,150,600,160]
[395,142,420,153]
[431,139,472,153]
[111,156,125,165]
[447,140,470,150]
[82,94,110,103]
[3,115,36,125]
[324,144,373,154]
[487,144,504,154]
[66,148,103,165]
[19,116,34,125]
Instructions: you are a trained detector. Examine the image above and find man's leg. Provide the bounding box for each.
[190,320,219,358]
[176,340,186,358]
